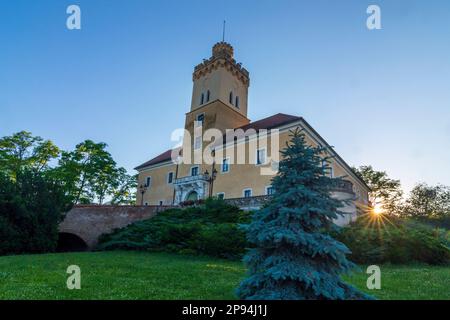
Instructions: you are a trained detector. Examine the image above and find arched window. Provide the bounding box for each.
[235,96,239,109]
[200,93,204,105]
[206,90,210,102]
[229,91,233,105]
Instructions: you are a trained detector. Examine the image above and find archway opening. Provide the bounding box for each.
[57,232,88,252]
[185,191,199,201]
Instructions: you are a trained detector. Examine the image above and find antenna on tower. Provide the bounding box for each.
[222,20,226,42]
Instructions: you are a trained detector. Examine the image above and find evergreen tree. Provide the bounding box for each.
[237,129,371,300]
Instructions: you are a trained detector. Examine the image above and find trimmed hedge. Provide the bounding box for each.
[97,198,251,259]
[333,216,450,265]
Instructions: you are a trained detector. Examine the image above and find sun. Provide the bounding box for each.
[372,203,384,216]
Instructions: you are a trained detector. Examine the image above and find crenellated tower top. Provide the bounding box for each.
[212,42,234,59]
[190,42,250,117]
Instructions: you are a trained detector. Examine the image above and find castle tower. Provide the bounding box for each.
[190,42,250,118]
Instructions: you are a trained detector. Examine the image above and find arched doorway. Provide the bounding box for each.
[185,191,199,201]
[56,232,88,252]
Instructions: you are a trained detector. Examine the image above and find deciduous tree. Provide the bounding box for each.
[405,183,450,218]
[56,140,119,204]
[0,131,59,179]
[352,165,403,214]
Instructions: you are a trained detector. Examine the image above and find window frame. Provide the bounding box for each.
[322,159,334,178]
[191,166,199,176]
[167,171,174,184]
[145,177,151,188]
[221,157,230,173]
[194,136,202,150]
[216,192,225,200]
[243,188,253,198]
[265,185,275,195]
[195,112,205,128]
[256,148,267,166]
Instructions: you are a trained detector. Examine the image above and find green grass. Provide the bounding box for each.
[0,251,448,300]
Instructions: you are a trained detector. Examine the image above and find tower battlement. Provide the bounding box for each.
[193,42,249,86]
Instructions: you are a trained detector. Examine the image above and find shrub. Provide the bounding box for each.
[413,216,450,230]
[333,216,450,265]
[97,198,251,259]
[189,223,247,259]
[0,170,72,255]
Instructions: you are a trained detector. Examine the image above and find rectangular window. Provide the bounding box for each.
[256,149,266,165]
[243,189,252,198]
[217,192,225,200]
[222,158,229,173]
[271,160,279,172]
[159,200,163,206]
[194,136,202,149]
[196,113,205,126]
[167,172,174,184]
[266,186,275,195]
[322,160,334,177]
[145,177,151,188]
[191,166,199,176]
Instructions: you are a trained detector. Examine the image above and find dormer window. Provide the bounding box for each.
[206,90,210,102]
[229,91,233,105]
[235,96,239,109]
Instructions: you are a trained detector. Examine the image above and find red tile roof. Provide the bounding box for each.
[236,113,301,131]
[134,148,178,170]
[135,113,301,170]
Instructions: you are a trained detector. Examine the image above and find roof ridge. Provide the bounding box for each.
[136,113,303,170]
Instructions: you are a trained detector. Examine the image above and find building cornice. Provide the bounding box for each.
[137,160,176,173]
[186,99,250,121]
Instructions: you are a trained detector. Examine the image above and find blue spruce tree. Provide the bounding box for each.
[237,129,371,300]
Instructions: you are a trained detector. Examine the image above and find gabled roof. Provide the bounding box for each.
[134,149,174,170]
[236,113,301,132]
[134,113,370,191]
[134,113,301,171]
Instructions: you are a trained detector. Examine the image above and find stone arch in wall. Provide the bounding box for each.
[56,232,89,252]
[58,205,174,250]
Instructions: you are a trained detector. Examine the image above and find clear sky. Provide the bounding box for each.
[1,0,449,193]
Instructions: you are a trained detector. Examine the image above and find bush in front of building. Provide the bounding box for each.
[97,198,252,259]
[333,216,450,265]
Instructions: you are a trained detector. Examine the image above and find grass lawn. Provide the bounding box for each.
[0,251,448,300]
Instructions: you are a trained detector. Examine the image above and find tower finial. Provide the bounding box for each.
[222,20,226,42]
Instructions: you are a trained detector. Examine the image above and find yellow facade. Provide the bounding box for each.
[135,41,370,222]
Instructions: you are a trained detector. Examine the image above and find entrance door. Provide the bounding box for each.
[185,191,199,201]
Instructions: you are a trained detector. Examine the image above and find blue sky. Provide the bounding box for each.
[1,0,449,193]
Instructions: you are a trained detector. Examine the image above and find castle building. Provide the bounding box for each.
[135,42,370,225]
